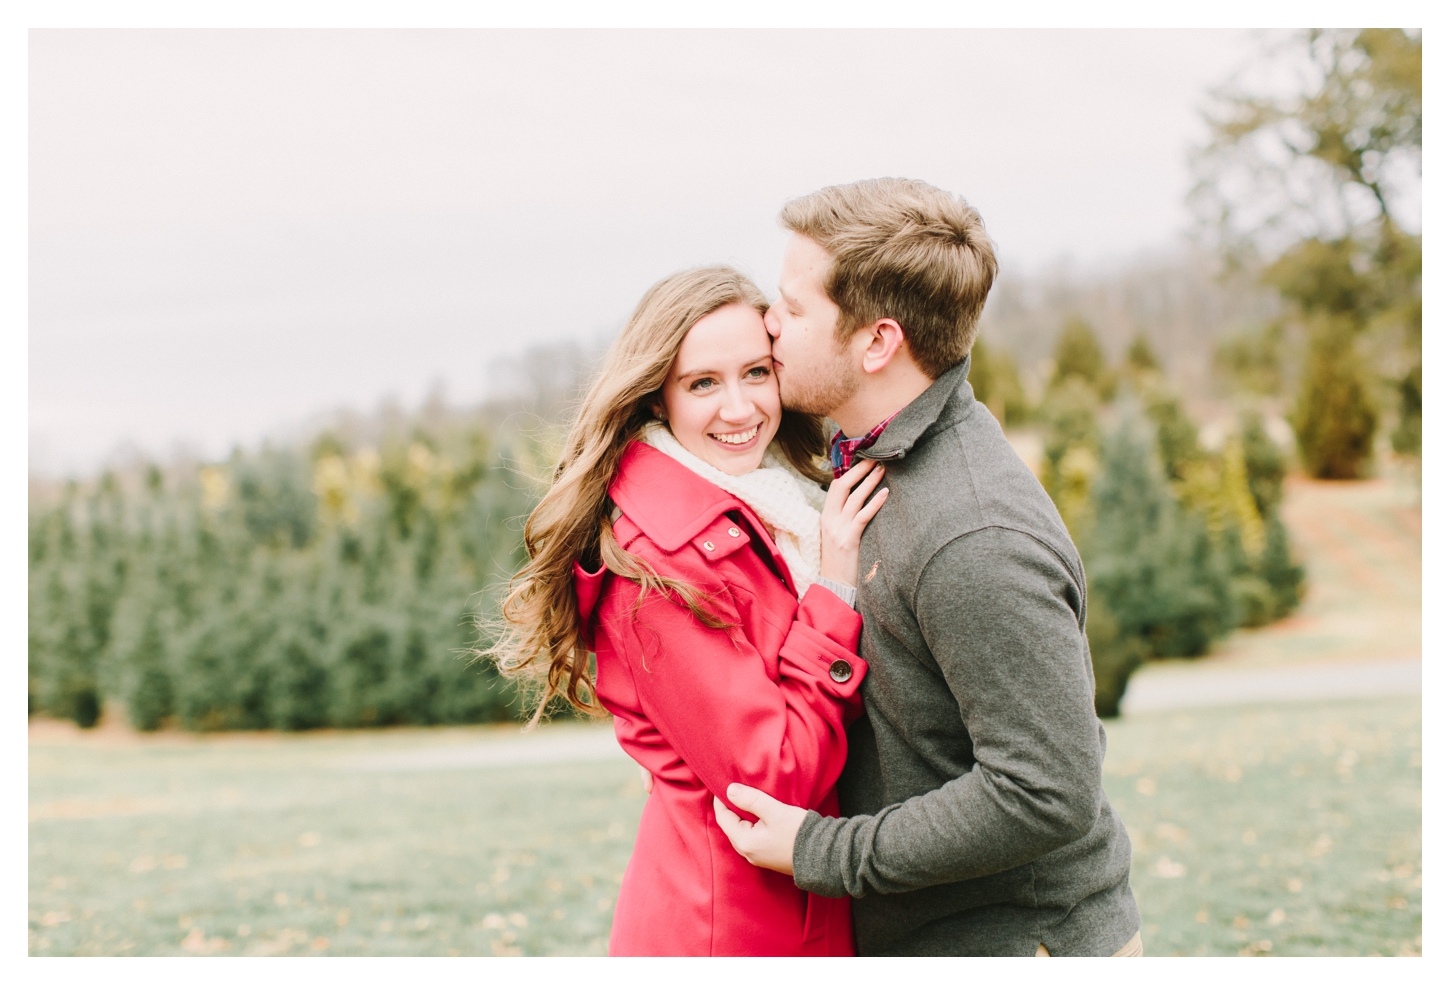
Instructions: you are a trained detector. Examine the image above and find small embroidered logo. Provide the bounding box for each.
[864,560,880,584]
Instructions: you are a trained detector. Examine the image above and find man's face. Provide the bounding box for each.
[765,234,859,418]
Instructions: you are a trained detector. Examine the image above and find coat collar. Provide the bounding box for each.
[856,354,977,464]
[608,441,744,552]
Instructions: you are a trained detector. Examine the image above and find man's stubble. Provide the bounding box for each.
[778,344,859,421]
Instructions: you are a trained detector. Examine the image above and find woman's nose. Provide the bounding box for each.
[718,382,754,422]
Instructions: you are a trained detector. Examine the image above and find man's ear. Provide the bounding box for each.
[860,318,909,375]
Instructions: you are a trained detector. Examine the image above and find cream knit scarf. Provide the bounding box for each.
[640,423,824,599]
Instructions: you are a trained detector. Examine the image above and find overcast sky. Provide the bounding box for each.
[29,28,1272,475]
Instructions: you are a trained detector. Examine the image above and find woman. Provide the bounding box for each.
[489,266,887,956]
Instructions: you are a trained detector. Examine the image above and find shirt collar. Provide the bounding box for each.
[829,412,901,478]
[854,354,974,464]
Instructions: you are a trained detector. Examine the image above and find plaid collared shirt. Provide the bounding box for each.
[828,412,901,479]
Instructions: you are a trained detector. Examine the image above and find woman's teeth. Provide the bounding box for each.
[710,425,759,446]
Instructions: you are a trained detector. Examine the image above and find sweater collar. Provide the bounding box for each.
[608,441,744,552]
[856,354,976,464]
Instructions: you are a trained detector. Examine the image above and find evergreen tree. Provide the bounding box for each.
[1391,361,1421,456]
[1125,333,1160,376]
[1291,317,1379,478]
[1049,316,1115,401]
[1039,379,1101,539]
[1141,386,1204,483]
[1240,410,1288,516]
[967,340,1029,427]
[28,414,536,731]
[1085,405,1235,715]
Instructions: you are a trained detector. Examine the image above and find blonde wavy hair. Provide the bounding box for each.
[483,266,829,725]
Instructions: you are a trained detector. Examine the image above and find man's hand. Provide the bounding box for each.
[712,783,807,875]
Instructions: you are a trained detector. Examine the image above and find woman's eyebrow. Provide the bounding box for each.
[677,355,772,379]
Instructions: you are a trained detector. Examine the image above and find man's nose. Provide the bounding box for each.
[763,305,782,339]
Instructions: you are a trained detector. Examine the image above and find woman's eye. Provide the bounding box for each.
[746,366,771,379]
[689,378,716,392]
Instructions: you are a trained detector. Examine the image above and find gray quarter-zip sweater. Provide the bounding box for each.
[792,357,1139,956]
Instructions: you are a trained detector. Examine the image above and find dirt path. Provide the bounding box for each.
[336,725,629,772]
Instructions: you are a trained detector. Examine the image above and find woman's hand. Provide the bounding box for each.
[818,459,889,586]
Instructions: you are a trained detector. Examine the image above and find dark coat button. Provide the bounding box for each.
[829,660,853,683]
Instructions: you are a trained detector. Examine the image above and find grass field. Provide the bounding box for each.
[28,724,644,956]
[1101,696,1421,956]
[29,693,1420,956]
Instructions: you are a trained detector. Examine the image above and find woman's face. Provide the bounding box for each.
[658,303,782,476]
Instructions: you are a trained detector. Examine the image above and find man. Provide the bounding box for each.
[713,178,1141,957]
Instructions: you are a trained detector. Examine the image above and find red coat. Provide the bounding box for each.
[573,442,867,956]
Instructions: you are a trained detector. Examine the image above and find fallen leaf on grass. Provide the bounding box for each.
[180,927,229,953]
[1153,856,1185,878]
[1155,823,1190,844]
[30,796,170,822]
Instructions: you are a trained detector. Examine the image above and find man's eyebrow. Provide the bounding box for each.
[779,287,802,307]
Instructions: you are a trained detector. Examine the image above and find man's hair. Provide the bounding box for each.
[780,177,998,379]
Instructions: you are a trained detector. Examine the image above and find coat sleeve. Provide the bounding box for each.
[792,526,1105,897]
[608,555,868,814]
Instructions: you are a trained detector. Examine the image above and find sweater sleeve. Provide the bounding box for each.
[614,569,869,815]
[792,526,1104,897]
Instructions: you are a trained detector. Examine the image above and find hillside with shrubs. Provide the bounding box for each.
[975,323,1304,716]
[28,403,552,732]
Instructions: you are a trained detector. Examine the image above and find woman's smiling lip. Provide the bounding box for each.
[708,423,762,449]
